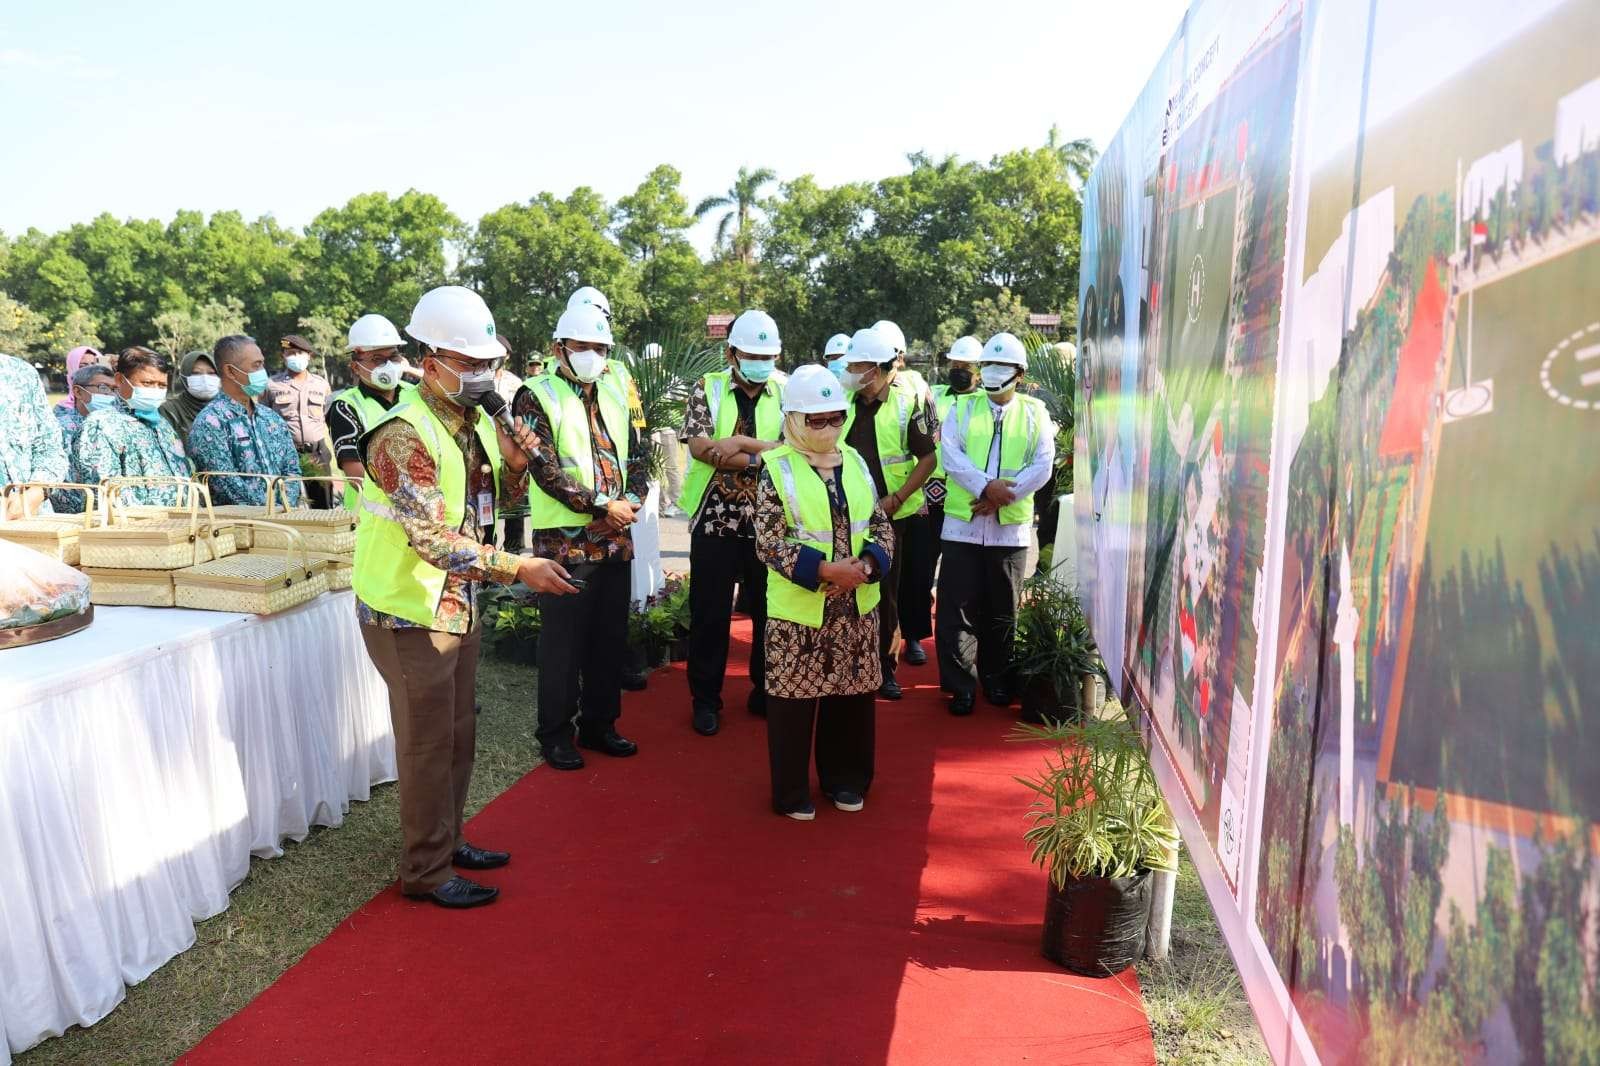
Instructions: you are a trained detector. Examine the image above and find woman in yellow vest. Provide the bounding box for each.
[329,313,414,513]
[755,364,895,820]
[679,308,787,736]
[935,332,1055,717]
[353,286,577,910]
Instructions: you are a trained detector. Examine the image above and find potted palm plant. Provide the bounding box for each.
[1011,576,1107,724]
[1014,708,1179,976]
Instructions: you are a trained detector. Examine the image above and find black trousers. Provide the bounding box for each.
[688,531,767,711]
[766,692,875,813]
[927,505,947,579]
[877,517,909,678]
[501,514,526,552]
[936,541,1027,698]
[895,512,934,644]
[536,557,630,746]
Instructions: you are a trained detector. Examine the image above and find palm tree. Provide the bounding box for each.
[1046,126,1097,187]
[694,166,776,266]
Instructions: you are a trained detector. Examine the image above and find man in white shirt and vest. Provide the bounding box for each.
[838,326,938,700]
[935,332,1055,716]
[511,304,647,771]
[353,286,576,909]
[678,309,787,735]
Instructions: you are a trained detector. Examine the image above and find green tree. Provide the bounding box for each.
[0,290,50,360]
[151,296,248,362]
[615,165,702,337]
[301,190,463,332]
[295,314,348,382]
[1046,126,1097,187]
[695,166,776,266]
[971,288,1033,339]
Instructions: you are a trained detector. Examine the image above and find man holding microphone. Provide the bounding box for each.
[353,286,577,910]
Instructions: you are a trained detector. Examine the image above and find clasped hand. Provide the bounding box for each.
[819,556,870,594]
[972,478,1016,516]
[585,499,641,534]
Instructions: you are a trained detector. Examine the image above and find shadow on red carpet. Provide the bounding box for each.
[182,620,1154,1065]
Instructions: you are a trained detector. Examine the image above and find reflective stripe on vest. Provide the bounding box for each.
[352,398,502,628]
[764,443,882,629]
[676,369,785,516]
[335,384,407,514]
[942,393,1047,526]
[843,375,924,519]
[525,372,631,529]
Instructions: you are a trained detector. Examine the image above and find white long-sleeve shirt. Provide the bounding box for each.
[938,395,1056,548]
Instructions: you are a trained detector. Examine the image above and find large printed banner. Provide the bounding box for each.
[1076,1,1600,1061]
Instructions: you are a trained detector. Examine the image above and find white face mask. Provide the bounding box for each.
[981,365,1018,394]
[366,360,404,390]
[840,368,875,393]
[186,373,221,400]
[566,349,608,383]
[285,353,311,374]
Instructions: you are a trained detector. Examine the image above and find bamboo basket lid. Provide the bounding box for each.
[175,553,326,590]
[82,566,181,585]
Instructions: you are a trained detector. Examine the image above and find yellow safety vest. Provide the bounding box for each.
[523,371,631,528]
[764,443,883,628]
[677,369,785,515]
[942,392,1049,526]
[333,383,413,513]
[352,398,503,628]
[929,383,977,481]
[842,374,924,519]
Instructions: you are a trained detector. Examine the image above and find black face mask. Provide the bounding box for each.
[947,368,975,392]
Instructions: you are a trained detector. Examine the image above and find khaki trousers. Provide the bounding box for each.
[361,623,482,895]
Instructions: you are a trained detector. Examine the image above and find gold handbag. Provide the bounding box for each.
[79,478,237,570]
[174,520,329,615]
[0,482,100,564]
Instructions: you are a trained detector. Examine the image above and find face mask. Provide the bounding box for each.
[981,365,1018,394]
[233,366,270,398]
[840,368,875,394]
[437,359,498,407]
[186,373,221,400]
[793,423,842,454]
[737,358,774,385]
[566,349,607,384]
[828,358,847,378]
[947,367,975,392]
[87,391,118,412]
[285,353,311,374]
[365,361,404,390]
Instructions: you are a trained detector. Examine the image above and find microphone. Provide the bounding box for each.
[479,391,523,440]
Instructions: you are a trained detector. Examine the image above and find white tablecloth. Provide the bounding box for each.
[0,591,396,1060]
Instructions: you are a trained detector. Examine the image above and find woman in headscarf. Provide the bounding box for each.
[753,364,894,821]
[159,350,222,441]
[54,346,106,412]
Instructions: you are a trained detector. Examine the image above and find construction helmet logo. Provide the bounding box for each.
[759,331,769,341]
[486,323,496,336]
[821,386,833,398]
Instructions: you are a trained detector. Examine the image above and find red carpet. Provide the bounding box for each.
[184,622,1155,1065]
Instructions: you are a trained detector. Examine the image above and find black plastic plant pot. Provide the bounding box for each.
[1019,676,1082,725]
[621,641,650,690]
[1040,868,1151,976]
[668,638,690,662]
[497,633,539,666]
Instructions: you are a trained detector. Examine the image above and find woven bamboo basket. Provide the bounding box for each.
[82,568,177,607]
[259,476,358,553]
[0,482,101,563]
[245,545,353,589]
[79,478,237,570]
[195,473,292,548]
[174,521,329,614]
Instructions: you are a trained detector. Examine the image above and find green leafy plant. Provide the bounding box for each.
[1011,575,1107,713]
[1013,708,1179,886]
[489,598,542,640]
[630,571,690,648]
[616,331,726,479]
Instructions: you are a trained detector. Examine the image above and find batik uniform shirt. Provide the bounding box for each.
[355,386,529,634]
[0,354,68,510]
[680,381,763,538]
[74,399,193,507]
[510,380,648,566]
[50,406,87,512]
[187,393,304,506]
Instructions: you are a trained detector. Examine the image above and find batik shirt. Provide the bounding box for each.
[0,354,68,510]
[74,399,194,507]
[187,393,304,506]
[50,406,88,512]
[511,379,648,566]
[681,382,764,538]
[354,386,528,634]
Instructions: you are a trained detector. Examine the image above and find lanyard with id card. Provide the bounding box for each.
[476,490,495,528]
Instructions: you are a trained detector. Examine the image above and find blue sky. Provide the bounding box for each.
[0,0,1189,251]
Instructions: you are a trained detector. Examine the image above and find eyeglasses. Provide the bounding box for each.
[78,381,116,395]
[804,412,846,429]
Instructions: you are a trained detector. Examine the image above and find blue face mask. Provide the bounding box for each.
[87,392,118,412]
[234,366,270,398]
[827,358,847,378]
[738,358,774,385]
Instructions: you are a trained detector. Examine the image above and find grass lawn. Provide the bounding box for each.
[17,655,1267,1065]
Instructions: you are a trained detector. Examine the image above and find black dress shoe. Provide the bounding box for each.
[579,730,638,757]
[416,876,498,909]
[453,843,510,870]
[879,674,903,700]
[692,707,721,736]
[544,741,586,771]
[904,641,928,666]
[983,687,1014,708]
[949,692,976,716]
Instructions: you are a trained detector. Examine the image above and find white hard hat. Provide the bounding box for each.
[567,286,612,319]
[404,286,503,360]
[872,320,907,354]
[846,327,898,365]
[823,333,851,358]
[781,364,848,414]
[982,332,1029,369]
[947,335,983,364]
[347,313,406,352]
[643,342,664,359]
[552,305,615,346]
[727,309,781,356]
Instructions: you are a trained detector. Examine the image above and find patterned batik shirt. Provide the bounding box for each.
[50,406,88,512]
[74,400,194,507]
[187,392,304,507]
[355,386,528,634]
[0,354,68,510]
[681,381,765,538]
[511,379,648,566]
